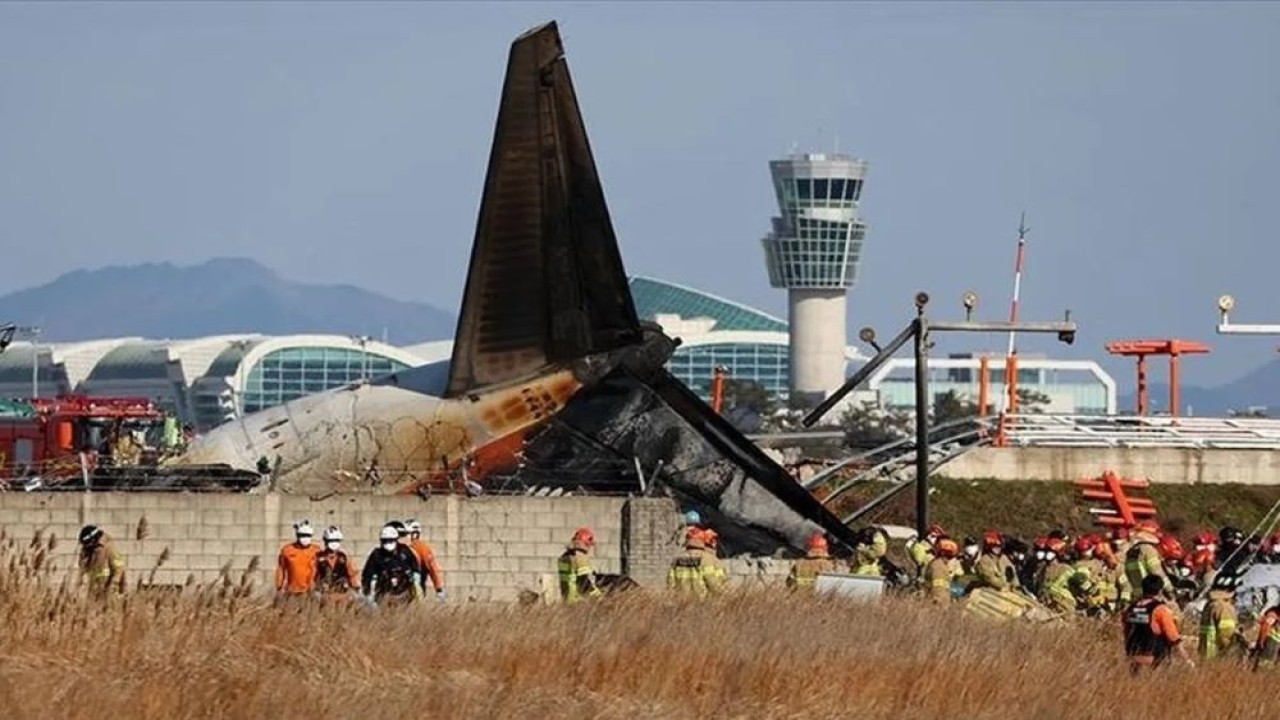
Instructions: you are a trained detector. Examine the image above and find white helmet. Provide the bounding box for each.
[406,519,422,535]
[293,519,314,537]
[379,525,400,542]
[323,526,343,542]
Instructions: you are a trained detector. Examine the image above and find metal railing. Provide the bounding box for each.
[1001,414,1280,450]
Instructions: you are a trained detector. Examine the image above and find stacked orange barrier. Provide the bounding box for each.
[1074,470,1158,528]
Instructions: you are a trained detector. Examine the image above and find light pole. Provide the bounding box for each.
[352,335,372,381]
[803,292,1077,536]
[17,326,41,398]
[1215,295,1280,336]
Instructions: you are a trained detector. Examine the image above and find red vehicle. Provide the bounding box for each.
[0,395,171,483]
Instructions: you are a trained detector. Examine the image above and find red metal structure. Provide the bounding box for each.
[1074,470,1158,528]
[1105,339,1210,417]
[710,366,728,415]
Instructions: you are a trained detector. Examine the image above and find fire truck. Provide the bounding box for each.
[0,394,260,490]
[0,395,173,484]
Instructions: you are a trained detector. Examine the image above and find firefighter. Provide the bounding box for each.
[405,519,446,602]
[1190,531,1218,589]
[787,533,836,592]
[1123,574,1193,672]
[669,527,729,598]
[362,524,423,605]
[1073,536,1114,614]
[972,531,1017,592]
[1199,582,1240,662]
[851,526,888,576]
[78,524,124,599]
[908,523,945,576]
[1253,603,1280,670]
[1124,520,1171,599]
[276,519,320,598]
[924,537,959,604]
[558,527,603,604]
[315,526,360,598]
[1038,537,1096,614]
[1094,535,1127,609]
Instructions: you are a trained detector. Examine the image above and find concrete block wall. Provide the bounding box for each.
[0,492,793,600]
[941,446,1280,485]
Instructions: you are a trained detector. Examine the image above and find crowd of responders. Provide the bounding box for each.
[68,508,1280,671]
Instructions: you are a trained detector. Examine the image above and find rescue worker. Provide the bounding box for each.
[668,527,728,598]
[1253,603,1280,670]
[557,527,603,604]
[1003,537,1035,593]
[1199,582,1240,662]
[1189,531,1218,589]
[275,519,320,598]
[1124,520,1172,599]
[960,536,981,576]
[970,532,1016,593]
[405,519,446,602]
[1024,537,1051,597]
[907,523,945,576]
[1073,536,1115,614]
[924,537,959,604]
[361,524,423,605]
[78,524,125,598]
[787,533,836,592]
[315,526,360,597]
[1094,535,1127,608]
[851,526,888,576]
[1039,537,1096,614]
[1123,574,1193,672]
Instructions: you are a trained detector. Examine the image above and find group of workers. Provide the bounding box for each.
[274,518,446,604]
[884,519,1280,672]
[68,510,1280,673]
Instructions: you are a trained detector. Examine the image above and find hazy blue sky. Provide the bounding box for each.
[1,2,1278,390]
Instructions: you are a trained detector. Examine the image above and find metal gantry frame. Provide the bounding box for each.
[802,291,1077,536]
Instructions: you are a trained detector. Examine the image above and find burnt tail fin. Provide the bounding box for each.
[445,21,642,398]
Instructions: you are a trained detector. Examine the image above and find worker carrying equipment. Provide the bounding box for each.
[668,527,728,598]
[405,519,446,602]
[361,524,424,604]
[78,524,125,599]
[1122,574,1193,672]
[787,533,836,592]
[315,526,360,596]
[558,527,603,604]
[276,519,321,596]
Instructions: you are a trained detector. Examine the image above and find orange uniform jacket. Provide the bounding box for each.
[409,538,445,591]
[276,543,320,594]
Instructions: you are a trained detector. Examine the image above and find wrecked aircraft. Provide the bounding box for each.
[175,21,857,554]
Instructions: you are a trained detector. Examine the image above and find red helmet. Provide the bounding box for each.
[1157,535,1185,561]
[982,531,1003,551]
[927,523,946,539]
[1074,536,1096,555]
[1110,527,1130,542]
[1046,538,1068,556]
[701,528,720,548]
[684,527,707,550]
[935,538,959,558]
[1193,531,1216,548]
[1134,520,1161,536]
[572,527,596,547]
[806,533,829,554]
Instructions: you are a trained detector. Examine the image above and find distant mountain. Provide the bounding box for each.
[0,258,455,344]
[1118,360,1280,416]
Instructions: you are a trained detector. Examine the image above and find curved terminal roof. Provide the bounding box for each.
[204,334,425,389]
[629,276,787,333]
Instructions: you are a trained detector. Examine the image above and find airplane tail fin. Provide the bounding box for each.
[445,21,642,398]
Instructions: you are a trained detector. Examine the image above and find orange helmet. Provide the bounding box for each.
[982,531,1003,551]
[1074,536,1096,555]
[1157,535,1185,561]
[806,533,829,554]
[571,527,596,548]
[935,538,959,558]
[1134,520,1161,536]
[1095,539,1116,564]
[927,523,947,539]
[701,528,720,548]
[684,527,707,550]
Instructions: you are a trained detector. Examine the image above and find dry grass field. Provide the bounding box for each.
[0,533,1276,720]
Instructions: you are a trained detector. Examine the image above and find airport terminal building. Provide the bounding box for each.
[0,278,1116,430]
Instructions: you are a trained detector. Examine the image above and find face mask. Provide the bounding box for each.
[964,546,978,558]
[325,541,340,551]
[382,541,397,551]
[1034,551,1046,561]
[297,536,313,547]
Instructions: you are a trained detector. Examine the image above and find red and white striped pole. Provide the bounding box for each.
[997,214,1028,446]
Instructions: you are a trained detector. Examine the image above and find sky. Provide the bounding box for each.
[1,2,1278,390]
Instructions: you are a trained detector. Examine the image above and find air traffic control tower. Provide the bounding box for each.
[761,153,869,407]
